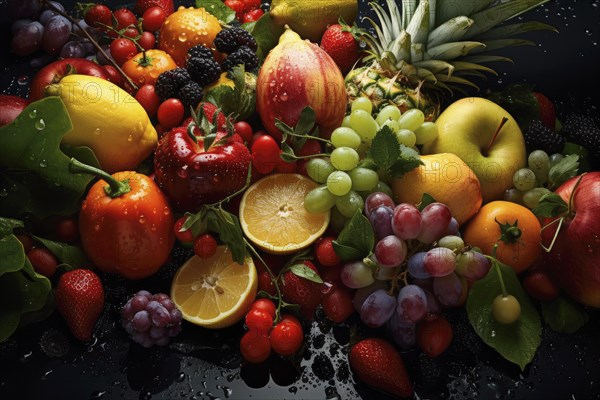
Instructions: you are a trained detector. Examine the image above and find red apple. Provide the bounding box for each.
[540,172,600,308]
[0,95,28,127]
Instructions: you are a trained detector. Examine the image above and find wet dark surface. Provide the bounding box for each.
[1,1,600,400]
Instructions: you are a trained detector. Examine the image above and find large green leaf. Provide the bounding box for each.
[243,12,285,60]
[332,210,374,261]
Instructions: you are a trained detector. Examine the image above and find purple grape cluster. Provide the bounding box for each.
[121,291,183,348]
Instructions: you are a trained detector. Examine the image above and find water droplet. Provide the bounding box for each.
[269,80,276,87]
[178,33,187,42]
[17,75,29,86]
[176,372,186,382]
[177,165,189,178]
[280,92,288,101]
[35,119,46,130]
[0,188,7,197]
[491,330,496,338]
[29,110,37,118]
[127,134,133,142]
[94,127,101,136]
[163,206,171,215]
[139,215,146,224]
[94,224,101,231]
[39,159,47,168]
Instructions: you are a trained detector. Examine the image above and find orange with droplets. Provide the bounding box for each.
[157,6,222,66]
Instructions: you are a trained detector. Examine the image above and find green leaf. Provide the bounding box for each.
[532,193,568,218]
[332,210,374,262]
[466,261,541,370]
[206,209,246,264]
[290,263,324,284]
[182,208,209,237]
[31,235,90,267]
[195,0,235,23]
[244,12,285,60]
[388,145,424,178]
[0,97,95,218]
[548,154,579,189]
[368,126,400,170]
[0,217,23,238]
[0,234,26,277]
[280,143,297,163]
[418,193,437,211]
[542,296,589,334]
[204,65,257,122]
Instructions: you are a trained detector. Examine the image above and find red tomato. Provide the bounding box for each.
[15,233,34,253]
[416,315,453,358]
[274,154,297,173]
[270,315,304,356]
[142,7,167,32]
[173,216,194,243]
[110,38,138,65]
[322,287,354,323]
[297,139,322,157]
[224,0,245,21]
[233,121,253,143]
[84,4,112,29]
[193,233,218,259]
[135,84,161,118]
[250,299,277,319]
[240,329,271,363]
[245,308,273,333]
[251,135,281,174]
[29,58,108,101]
[123,26,139,38]
[138,31,156,51]
[157,98,185,128]
[242,8,263,23]
[114,8,137,30]
[27,247,59,278]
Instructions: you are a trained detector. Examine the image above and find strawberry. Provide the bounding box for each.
[314,236,341,267]
[55,269,105,342]
[320,19,364,74]
[280,260,323,317]
[349,338,413,398]
[532,91,556,131]
[523,270,560,301]
[134,0,174,17]
[416,314,453,358]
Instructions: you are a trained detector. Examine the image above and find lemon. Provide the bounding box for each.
[171,246,257,329]
[270,0,358,42]
[47,75,157,173]
[239,173,330,254]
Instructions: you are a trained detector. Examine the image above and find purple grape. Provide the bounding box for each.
[124,322,135,335]
[132,331,149,346]
[169,309,183,325]
[423,247,457,277]
[132,311,151,332]
[388,312,416,349]
[407,252,430,279]
[364,192,394,215]
[341,260,375,289]
[168,324,182,337]
[59,41,85,58]
[368,205,394,240]
[130,295,149,313]
[42,1,65,12]
[8,0,42,19]
[96,45,113,65]
[11,21,43,56]
[39,9,59,25]
[352,280,389,312]
[136,290,153,300]
[121,302,134,320]
[392,203,422,240]
[149,326,166,340]
[433,272,464,307]
[417,202,452,244]
[150,305,171,328]
[396,284,428,323]
[11,19,33,34]
[42,16,71,55]
[374,235,407,268]
[444,217,460,236]
[424,290,441,314]
[360,289,397,328]
[29,54,54,68]
[455,250,491,280]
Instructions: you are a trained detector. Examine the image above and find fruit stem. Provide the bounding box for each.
[540,216,564,253]
[567,172,586,217]
[41,0,139,91]
[69,158,131,198]
[484,117,509,156]
[493,260,509,297]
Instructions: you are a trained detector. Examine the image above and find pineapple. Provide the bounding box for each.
[345,0,556,118]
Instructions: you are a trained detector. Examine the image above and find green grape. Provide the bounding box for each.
[351,97,373,114]
[349,167,379,191]
[522,187,551,209]
[503,188,524,205]
[304,185,336,213]
[414,122,438,145]
[395,129,417,147]
[549,153,564,167]
[513,168,537,191]
[335,190,365,218]
[341,115,352,128]
[330,205,349,233]
[349,109,378,144]
[528,150,550,184]
[359,180,394,199]
[306,158,336,183]
[331,127,362,149]
[331,147,360,171]
[376,105,402,125]
[327,171,352,196]
[398,109,425,131]
[382,118,401,133]
[437,235,465,251]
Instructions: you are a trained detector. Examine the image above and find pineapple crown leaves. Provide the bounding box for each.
[356,0,555,92]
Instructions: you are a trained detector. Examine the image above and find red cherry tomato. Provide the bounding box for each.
[102,65,122,87]
[173,216,194,243]
[113,8,137,30]
[322,287,354,323]
[110,38,137,65]
[135,84,161,118]
[27,247,59,278]
[193,233,218,259]
[242,8,263,23]
[270,315,304,356]
[138,31,156,51]
[142,7,167,32]
[224,0,245,21]
[15,233,34,253]
[233,121,253,143]
[250,299,277,319]
[157,98,185,129]
[245,308,273,333]
[274,154,297,173]
[251,135,281,174]
[54,217,79,243]
[297,139,322,157]
[123,26,139,38]
[84,4,112,29]
[240,329,271,363]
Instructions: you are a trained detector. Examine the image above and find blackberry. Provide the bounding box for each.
[154,68,190,100]
[524,119,566,155]
[214,27,257,54]
[186,56,222,87]
[221,46,259,72]
[178,81,204,111]
[560,113,600,158]
[187,44,214,61]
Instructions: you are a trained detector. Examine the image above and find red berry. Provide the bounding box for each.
[245,308,273,333]
[322,286,354,323]
[27,247,59,278]
[523,270,560,301]
[314,236,341,267]
[224,0,245,21]
[138,31,156,51]
[240,328,271,363]
[297,139,321,157]
[142,7,166,32]
[54,217,79,243]
[280,260,323,317]
[193,233,218,259]
[270,314,304,356]
[157,98,185,128]
[135,84,161,118]
[84,4,112,29]
[250,299,277,319]
[242,8,263,23]
[251,135,281,174]
[123,26,139,38]
[274,155,297,173]
[16,233,34,253]
[173,216,194,243]
[416,314,453,358]
[109,38,137,65]
[103,65,122,87]
[233,121,253,143]
[113,8,137,30]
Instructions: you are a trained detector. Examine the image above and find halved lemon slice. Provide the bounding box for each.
[240,173,330,254]
[171,246,257,329]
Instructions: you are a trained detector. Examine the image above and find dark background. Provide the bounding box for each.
[1,1,599,400]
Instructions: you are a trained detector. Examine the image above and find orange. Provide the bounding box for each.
[239,173,330,254]
[157,6,223,66]
[171,246,257,328]
[462,201,541,274]
[392,153,482,225]
[121,49,177,86]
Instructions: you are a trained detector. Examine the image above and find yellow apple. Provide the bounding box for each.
[422,97,526,203]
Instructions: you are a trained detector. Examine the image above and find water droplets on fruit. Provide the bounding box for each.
[17,75,29,86]
[280,92,289,102]
[35,119,45,130]
[139,215,146,224]
[39,159,47,168]
[178,165,189,178]
[29,110,37,118]
[163,206,171,216]
[178,33,187,42]
[94,127,101,136]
